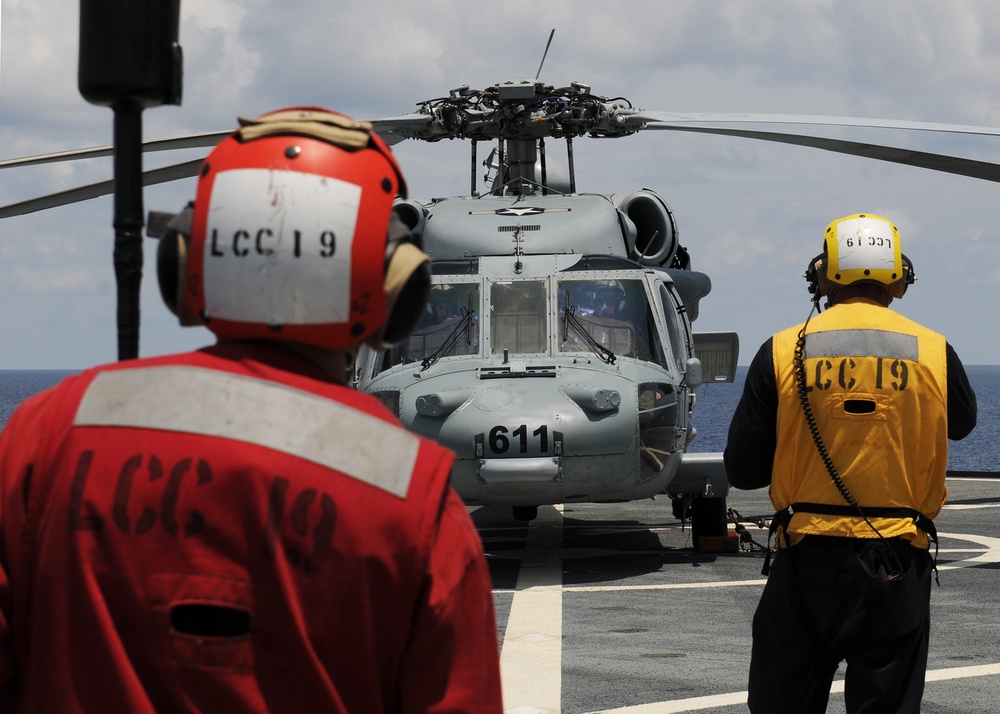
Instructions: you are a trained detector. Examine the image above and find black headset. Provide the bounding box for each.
[804,252,915,309]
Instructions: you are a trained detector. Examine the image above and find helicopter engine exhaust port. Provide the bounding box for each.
[612,190,679,267]
[392,199,428,232]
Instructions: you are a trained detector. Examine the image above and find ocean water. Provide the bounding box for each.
[0,370,78,430]
[1,366,997,472]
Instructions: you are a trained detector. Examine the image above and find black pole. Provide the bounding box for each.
[113,104,145,360]
[79,0,182,361]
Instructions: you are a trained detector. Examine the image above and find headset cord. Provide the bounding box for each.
[794,319,906,579]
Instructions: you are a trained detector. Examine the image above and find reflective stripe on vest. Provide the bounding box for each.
[804,329,918,361]
[74,366,418,498]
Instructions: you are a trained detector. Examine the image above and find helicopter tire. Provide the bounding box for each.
[690,497,728,547]
[512,505,539,522]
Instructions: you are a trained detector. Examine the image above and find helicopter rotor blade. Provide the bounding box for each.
[0,131,229,171]
[626,111,1000,139]
[369,113,435,145]
[5,105,1000,219]
[0,116,433,218]
[0,158,203,219]
[637,123,1000,183]
[0,115,425,176]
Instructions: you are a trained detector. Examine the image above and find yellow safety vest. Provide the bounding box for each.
[770,298,948,548]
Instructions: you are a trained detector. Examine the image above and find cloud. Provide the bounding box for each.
[2,0,1000,368]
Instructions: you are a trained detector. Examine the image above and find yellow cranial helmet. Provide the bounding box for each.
[822,213,903,287]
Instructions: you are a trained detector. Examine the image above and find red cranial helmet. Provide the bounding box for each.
[157,107,430,350]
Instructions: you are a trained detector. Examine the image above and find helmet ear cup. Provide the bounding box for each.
[376,212,431,347]
[155,204,201,326]
[888,253,916,300]
[156,228,184,317]
[805,253,826,299]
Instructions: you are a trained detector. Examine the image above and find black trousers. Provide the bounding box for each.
[748,535,933,714]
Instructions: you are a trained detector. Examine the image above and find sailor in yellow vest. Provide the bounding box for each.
[725,214,977,714]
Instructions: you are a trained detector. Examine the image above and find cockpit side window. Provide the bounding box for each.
[489,280,547,354]
[658,283,689,371]
[644,298,669,370]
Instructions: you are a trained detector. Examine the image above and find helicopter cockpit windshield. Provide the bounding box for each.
[558,278,663,365]
[380,282,481,368]
[374,272,677,376]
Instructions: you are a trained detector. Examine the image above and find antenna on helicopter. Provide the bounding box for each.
[536,29,555,80]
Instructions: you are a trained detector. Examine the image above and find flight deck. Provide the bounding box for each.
[476,476,1000,713]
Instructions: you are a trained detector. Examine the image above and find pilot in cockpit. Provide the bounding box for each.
[431,297,460,324]
[590,282,626,318]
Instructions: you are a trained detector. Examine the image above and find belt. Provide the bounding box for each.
[763,502,938,578]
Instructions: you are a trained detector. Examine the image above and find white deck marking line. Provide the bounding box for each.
[924,662,1000,681]
[942,503,1000,510]
[492,580,768,595]
[500,504,564,714]
[936,532,1000,570]
[564,579,767,593]
[581,663,1000,713]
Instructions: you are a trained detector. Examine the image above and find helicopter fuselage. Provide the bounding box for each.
[357,190,737,520]
[359,255,696,506]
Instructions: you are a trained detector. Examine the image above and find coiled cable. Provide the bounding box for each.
[794,311,905,578]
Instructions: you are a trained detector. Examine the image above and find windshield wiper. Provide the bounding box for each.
[561,305,616,365]
[421,309,477,369]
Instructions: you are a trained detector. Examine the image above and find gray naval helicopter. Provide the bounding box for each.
[354,78,740,541]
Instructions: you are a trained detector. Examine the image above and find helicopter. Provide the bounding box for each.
[350,78,740,541]
[5,53,1000,544]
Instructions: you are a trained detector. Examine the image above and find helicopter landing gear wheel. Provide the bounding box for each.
[512,506,538,522]
[691,497,728,549]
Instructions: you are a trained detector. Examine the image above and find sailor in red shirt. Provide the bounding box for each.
[0,108,503,713]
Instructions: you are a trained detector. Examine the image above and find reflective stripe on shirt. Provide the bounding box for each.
[74,366,417,498]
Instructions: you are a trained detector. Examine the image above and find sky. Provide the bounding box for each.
[2,0,1000,369]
